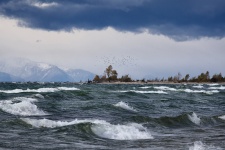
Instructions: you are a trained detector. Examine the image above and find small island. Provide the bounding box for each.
[92,65,225,84]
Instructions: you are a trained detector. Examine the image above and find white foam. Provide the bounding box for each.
[34,94,44,99]
[208,86,225,90]
[188,112,201,125]
[183,89,219,94]
[189,141,222,150]
[208,83,219,86]
[91,123,153,140]
[0,97,47,116]
[21,118,153,140]
[0,87,80,93]
[114,101,137,112]
[130,90,167,94]
[193,85,204,89]
[154,86,177,91]
[21,118,108,128]
[139,86,151,89]
[218,115,225,120]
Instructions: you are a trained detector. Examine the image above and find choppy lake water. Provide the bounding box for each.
[0,82,225,149]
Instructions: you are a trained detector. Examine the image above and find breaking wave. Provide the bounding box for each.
[21,118,153,140]
[0,87,80,93]
[189,141,222,150]
[193,85,204,89]
[188,112,201,125]
[183,89,219,94]
[114,101,137,112]
[218,115,225,120]
[154,86,177,91]
[208,86,225,90]
[0,97,47,116]
[91,122,153,140]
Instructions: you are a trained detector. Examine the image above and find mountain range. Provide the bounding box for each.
[0,58,95,82]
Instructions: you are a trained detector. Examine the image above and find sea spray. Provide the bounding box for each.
[21,118,153,140]
[114,101,137,112]
[0,97,47,116]
[0,87,80,93]
[188,112,201,125]
[91,123,153,140]
[189,141,222,150]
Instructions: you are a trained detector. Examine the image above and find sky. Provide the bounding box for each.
[0,0,225,79]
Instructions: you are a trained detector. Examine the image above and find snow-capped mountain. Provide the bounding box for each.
[0,58,96,82]
[65,69,95,82]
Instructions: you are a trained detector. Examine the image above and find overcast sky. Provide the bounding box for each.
[0,0,225,79]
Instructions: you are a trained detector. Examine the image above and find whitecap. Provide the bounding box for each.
[154,86,177,91]
[114,101,137,112]
[189,141,222,150]
[0,97,47,116]
[218,115,225,120]
[193,85,204,89]
[21,118,153,140]
[91,123,153,140]
[34,94,44,99]
[183,89,219,94]
[208,83,219,86]
[21,118,107,128]
[130,90,167,94]
[208,86,225,90]
[188,112,201,125]
[0,87,80,93]
[139,86,151,89]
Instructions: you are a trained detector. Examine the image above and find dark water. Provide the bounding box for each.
[0,82,225,150]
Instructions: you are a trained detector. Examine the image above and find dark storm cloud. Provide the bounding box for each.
[1,0,225,40]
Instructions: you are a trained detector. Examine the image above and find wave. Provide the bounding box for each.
[208,86,225,90]
[0,87,80,93]
[208,83,220,86]
[188,112,201,125]
[218,115,225,120]
[183,89,219,94]
[116,90,167,94]
[189,141,222,150]
[193,85,204,89]
[21,118,153,140]
[0,97,47,116]
[91,122,153,140]
[154,86,177,91]
[34,94,45,99]
[114,101,137,112]
[139,86,151,89]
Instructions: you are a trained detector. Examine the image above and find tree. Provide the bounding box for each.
[104,65,113,79]
[111,70,118,81]
[211,73,223,82]
[120,75,132,82]
[104,65,118,82]
[93,75,100,83]
[184,74,190,81]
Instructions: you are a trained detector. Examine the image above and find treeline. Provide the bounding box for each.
[93,65,132,83]
[93,66,225,83]
[154,71,225,83]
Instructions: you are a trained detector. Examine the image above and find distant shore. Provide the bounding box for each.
[96,81,225,85]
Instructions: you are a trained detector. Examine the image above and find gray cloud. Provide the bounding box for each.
[0,0,225,40]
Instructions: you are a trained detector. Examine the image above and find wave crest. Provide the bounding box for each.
[114,101,137,112]
[0,97,47,116]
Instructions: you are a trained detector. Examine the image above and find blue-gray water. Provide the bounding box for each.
[0,82,225,150]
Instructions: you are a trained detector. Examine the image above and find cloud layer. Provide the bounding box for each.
[1,0,225,40]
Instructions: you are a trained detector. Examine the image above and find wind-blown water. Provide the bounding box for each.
[0,82,225,149]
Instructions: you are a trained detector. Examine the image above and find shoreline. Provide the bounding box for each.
[96,81,225,85]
